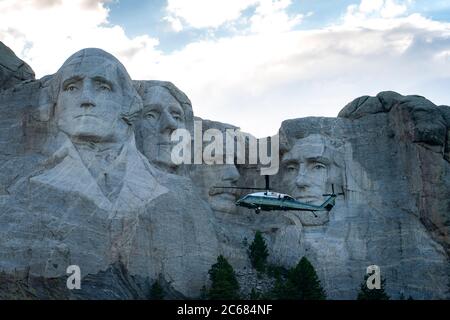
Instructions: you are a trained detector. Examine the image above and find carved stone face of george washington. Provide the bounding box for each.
[54,49,139,144]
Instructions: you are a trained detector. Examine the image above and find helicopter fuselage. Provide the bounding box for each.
[235,191,336,214]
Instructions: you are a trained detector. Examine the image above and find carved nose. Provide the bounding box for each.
[222,165,240,183]
[81,101,96,108]
[295,172,312,188]
[159,111,178,134]
[80,85,96,108]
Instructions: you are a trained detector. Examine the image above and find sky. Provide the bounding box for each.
[1,0,450,138]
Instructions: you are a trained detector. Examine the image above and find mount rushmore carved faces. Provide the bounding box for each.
[281,134,344,206]
[33,49,167,211]
[135,81,194,173]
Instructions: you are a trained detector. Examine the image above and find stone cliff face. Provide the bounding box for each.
[0,43,448,299]
[271,94,450,299]
[338,92,450,256]
[0,42,34,90]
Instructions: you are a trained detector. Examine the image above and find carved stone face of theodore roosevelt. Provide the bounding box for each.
[188,128,241,214]
[191,163,241,214]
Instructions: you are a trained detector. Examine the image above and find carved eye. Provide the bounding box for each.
[172,112,183,121]
[65,84,78,92]
[145,111,159,120]
[286,164,297,172]
[312,163,326,170]
[98,83,111,91]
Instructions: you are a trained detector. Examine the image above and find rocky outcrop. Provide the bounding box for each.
[0,48,218,299]
[258,92,450,299]
[339,91,450,255]
[0,42,35,90]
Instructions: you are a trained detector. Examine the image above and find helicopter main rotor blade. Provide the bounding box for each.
[213,186,271,190]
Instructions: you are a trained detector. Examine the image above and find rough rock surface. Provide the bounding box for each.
[0,45,448,300]
[269,93,450,299]
[0,48,218,299]
[0,42,35,90]
[339,91,450,255]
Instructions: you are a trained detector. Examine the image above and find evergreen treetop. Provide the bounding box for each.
[248,231,269,273]
[150,279,165,300]
[207,255,240,300]
[269,256,326,300]
[356,275,390,300]
[285,257,326,300]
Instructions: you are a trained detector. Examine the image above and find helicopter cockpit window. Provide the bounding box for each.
[284,195,295,201]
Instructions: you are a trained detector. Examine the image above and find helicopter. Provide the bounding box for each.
[214,175,343,215]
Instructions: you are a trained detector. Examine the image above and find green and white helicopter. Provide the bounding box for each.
[215,175,343,215]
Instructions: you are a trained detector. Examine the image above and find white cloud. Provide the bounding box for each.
[249,0,303,34]
[164,15,184,33]
[164,0,260,30]
[344,0,412,25]
[138,16,450,137]
[381,0,409,18]
[0,0,161,77]
[359,0,384,14]
[1,0,450,138]
[163,0,303,34]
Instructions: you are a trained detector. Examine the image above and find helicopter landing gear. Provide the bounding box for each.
[255,207,261,214]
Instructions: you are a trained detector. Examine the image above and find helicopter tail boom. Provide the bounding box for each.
[319,195,337,211]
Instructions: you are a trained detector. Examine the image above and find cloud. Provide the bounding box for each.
[163,0,303,34]
[1,0,450,138]
[144,1,450,137]
[164,0,259,30]
[249,0,303,34]
[344,0,411,24]
[0,0,161,77]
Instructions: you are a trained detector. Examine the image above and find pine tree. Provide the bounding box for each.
[446,276,450,300]
[356,275,390,300]
[269,276,289,300]
[207,255,240,300]
[150,279,165,300]
[199,285,208,300]
[249,288,261,300]
[248,231,269,273]
[284,257,326,300]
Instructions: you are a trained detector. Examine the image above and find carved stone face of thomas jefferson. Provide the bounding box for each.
[54,50,136,144]
[139,86,186,169]
[281,134,343,206]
